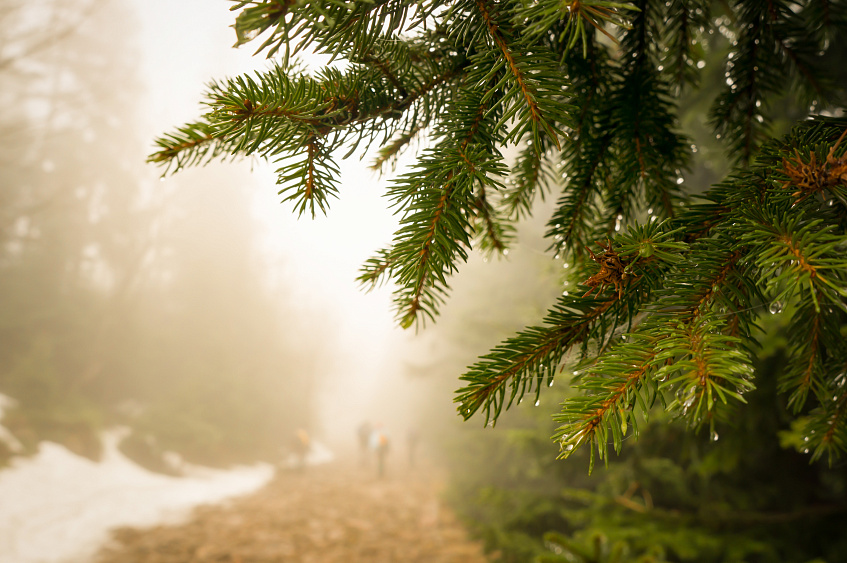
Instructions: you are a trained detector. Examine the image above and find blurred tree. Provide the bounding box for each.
[0,0,320,467]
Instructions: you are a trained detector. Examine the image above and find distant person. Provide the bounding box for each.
[370,425,390,479]
[292,428,310,471]
[407,428,419,469]
[357,421,372,466]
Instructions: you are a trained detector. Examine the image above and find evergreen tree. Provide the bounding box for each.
[152,0,847,473]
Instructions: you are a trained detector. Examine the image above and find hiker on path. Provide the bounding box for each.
[292,428,310,471]
[370,425,390,479]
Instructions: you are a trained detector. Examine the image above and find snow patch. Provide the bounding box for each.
[0,428,275,563]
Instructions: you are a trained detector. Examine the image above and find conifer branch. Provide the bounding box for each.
[804,386,847,463]
[370,125,424,173]
[361,53,408,97]
[150,59,465,209]
[780,306,824,412]
[402,180,454,328]
[457,224,686,423]
[501,142,547,219]
[358,248,395,290]
[387,89,506,327]
[157,2,847,469]
[820,388,847,456]
[548,133,613,257]
[662,0,709,91]
[471,185,512,255]
[456,293,623,423]
[555,339,660,466]
[476,0,546,135]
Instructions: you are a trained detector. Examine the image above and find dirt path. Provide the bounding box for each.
[94,459,489,563]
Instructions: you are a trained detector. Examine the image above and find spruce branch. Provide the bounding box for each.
[157,2,847,470]
[230,0,296,57]
[470,184,514,255]
[369,125,424,173]
[456,223,686,424]
[779,303,826,412]
[147,121,228,174]
[230,0,438,62]
[384,85,512,327]
[661,0,710,92]
[554,333,661,472]
[358,247,396,291]
[739,202,847,313]
[150,57,465,215]
[547,131,613,258]
[518,0,640,57]
[501,138,555,220]
[471,0,572,148]
[801,385,847,464]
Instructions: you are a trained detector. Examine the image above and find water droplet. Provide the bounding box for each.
[804,436,810,442]
[534,399,540,407]
[696,60,706,69]
[554,254,560,260]
[565,444,574,451]
[548,379,554,387]
[676,177,684,184]
[711,431,719,442]
[562,291,569,296]
[769,301,783,314]
[159,177,166,182]
[503,249,510,256]
[827,199,835,207]
[572,370,579,376]
[563,262,569,269]
[803,448,810,454]
[647,207,654,215]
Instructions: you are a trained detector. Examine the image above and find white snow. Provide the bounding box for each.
[0,428,276,563]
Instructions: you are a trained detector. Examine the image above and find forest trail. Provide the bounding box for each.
[94,457,490,563]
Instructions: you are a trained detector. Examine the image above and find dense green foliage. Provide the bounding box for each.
[155,0,847,469]
[443,334,847,562]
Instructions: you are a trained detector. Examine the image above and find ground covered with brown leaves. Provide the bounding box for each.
[94,459,489,563]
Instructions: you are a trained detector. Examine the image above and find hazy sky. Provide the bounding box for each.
[130,1,420,440]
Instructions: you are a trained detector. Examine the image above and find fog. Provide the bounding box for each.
[0,1,562,560]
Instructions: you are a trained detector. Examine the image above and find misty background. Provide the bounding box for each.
[0,0,560,477]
